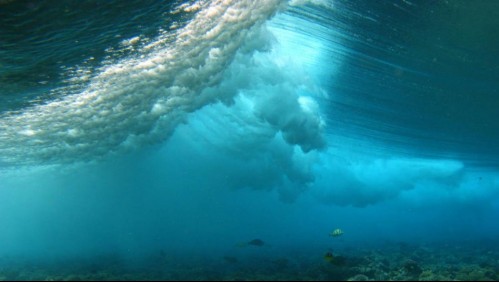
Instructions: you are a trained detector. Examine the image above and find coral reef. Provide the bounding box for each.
[0,240,499,281]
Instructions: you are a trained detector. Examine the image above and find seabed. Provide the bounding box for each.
[1,240,498,281]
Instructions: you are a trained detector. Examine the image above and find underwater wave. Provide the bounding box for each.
[1,0,499,207]
[2,0,499,264]
[2,0,499,167]
[0,0,295,165]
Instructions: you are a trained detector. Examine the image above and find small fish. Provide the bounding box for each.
[330,228,344,237]
[324,251,347,266]
[324,251,334,262]
[248,239,265,246]
[236,238,266,247]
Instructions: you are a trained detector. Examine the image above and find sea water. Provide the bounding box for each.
[1,0,499,280]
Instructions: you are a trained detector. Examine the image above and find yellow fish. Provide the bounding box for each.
[324,252,347,266]
[330,228,344,237]
[324,251,334,262]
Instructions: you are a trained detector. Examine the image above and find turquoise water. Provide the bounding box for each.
[1,0,499,280]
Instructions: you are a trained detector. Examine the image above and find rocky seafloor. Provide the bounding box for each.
[1,240,498,281]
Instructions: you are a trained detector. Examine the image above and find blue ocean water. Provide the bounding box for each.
[1,0,499,280]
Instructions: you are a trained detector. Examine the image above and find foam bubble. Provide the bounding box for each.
[313,154,465,207]
[0,0,283,166]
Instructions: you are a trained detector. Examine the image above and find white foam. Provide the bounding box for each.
[313,154,465,207]
[0,0,283,166]
[289,0,335,10]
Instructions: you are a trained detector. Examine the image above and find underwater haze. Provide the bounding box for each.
[1,0,499,280]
